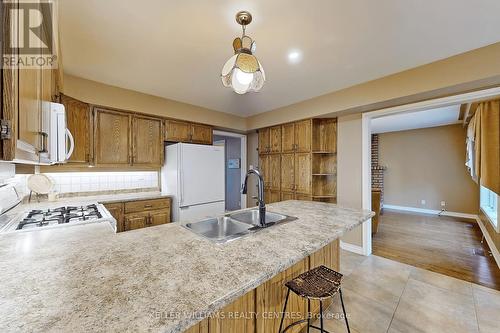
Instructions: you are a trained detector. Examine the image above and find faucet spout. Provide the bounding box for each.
[241,169,267,227]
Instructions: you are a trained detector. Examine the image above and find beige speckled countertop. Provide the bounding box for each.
[0,200,373,333]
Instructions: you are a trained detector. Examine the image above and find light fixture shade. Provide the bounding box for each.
[221,12,265,94]
[221,53,265,94]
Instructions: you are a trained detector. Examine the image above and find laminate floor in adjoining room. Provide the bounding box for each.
[372,209,500,290]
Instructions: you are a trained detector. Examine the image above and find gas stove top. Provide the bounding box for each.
[17,204,103,230]
[1,203,114,233]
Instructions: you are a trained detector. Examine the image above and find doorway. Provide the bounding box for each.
[213,131,247,211]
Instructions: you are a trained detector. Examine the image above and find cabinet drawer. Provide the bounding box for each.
[124,198,171,214]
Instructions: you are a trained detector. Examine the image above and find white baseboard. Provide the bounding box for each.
[475,217,500,269]
[383,204,477,220]
[340,241,365,255]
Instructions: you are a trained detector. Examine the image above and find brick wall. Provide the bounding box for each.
[371,134,386,205]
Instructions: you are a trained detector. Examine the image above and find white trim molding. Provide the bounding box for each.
[476,216,500,269]
[383,204,478,220]
[340,241,365,255]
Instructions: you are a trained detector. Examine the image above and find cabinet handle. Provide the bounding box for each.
[144,204,153,208]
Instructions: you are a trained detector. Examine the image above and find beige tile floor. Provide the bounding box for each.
[314,250,500,333]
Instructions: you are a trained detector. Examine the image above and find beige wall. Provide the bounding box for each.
[337,114,364,246]
[379,124,479,214]
[247,42,500,130]
[62,74,247,131]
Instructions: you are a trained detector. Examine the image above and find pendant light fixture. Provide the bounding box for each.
[221,11,265,94]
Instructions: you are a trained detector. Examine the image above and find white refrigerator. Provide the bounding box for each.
[161,143,225,222]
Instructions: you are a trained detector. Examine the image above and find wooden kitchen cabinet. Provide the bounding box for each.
[280,192,295,201]
[265,189,280,204]
[60,95,92,164]
[295,153,311,194]
[124,211,150,231]
[209,291,255,333]
[94,108,131,166]
[190,123,212,144]
[149,208,171,226]
[281,122,295,153]
[269,154,281,190]
[281,153,295,192]
[258,127,270,154]
[103,202,125,232]
[294,119,312,153]
[269,126,282,153]
[256,257,308,333]
[165,120,191,142]
[185,319,209,333]
[259,154,270,187]
[133,115,163,166]
[107,198,171,233]
[165,120,213,145]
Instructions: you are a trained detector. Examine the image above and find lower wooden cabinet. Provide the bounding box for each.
[182,240,340,333]
[103,202,124,232]
[256,257,308,333]
[265,189,280,204]
[103,198,171,232]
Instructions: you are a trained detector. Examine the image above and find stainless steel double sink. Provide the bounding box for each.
[182,208,297,243]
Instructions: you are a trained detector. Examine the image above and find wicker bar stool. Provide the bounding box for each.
[278,265,350,333]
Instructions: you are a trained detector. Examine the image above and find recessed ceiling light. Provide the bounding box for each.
[288,50,302,64]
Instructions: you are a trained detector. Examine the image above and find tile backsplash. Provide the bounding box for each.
[13,171,159,196]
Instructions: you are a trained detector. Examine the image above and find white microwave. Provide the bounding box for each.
[40,102,75,164]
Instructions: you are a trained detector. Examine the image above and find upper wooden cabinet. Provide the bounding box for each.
[294,119,312,152]
[60,95,92,164]
[94,109,131,166]
[1,0,61,163]
[258,128,270,154]
[165,120,191,142]
[281,123,295,153]
[269,126,282,153]
[165,120,213,145]
[133,115,163,166]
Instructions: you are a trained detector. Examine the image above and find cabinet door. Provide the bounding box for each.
[256,258,308,333]
[184,319,209,333]
[94,109,131,166]
[124,212,149,231]
[165,120,191,142]
[191,124,213,144]
[18,66,42,157]
[281,154,295,192]
[295,193,312,201]
[258,128,270,154]
[149,208,171,226]
[281,123,295,153]
[209,290,255,333]
[104,202,124,232]
[280,192,295,201]
[61,95,92,164]
[269,154,281,191]
[294,119,311,152]
[265,190,280,204]
[259,155,270,188]
[133,116,163,166]
[295,153,311,194]
[269,126,282,153]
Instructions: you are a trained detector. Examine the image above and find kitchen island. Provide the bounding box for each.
[0,200,373,333]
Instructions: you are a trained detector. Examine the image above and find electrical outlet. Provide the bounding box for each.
[441,201,446,207]
[421,199,426,205]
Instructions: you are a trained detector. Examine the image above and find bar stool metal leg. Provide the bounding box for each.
[320,300,324,332]
[278,289,291,333]
[339,288,351,333]
[307,299,311,333]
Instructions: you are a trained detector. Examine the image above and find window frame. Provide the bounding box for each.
[480,185,499,232]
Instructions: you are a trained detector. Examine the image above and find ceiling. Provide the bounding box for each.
[371,105,461,134]
[59,0,500,117]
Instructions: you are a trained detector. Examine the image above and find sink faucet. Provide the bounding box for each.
[241,169,266,227]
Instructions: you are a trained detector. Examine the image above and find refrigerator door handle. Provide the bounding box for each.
[179,146,184,206]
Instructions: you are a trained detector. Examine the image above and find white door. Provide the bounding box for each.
[180,144,225,207]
